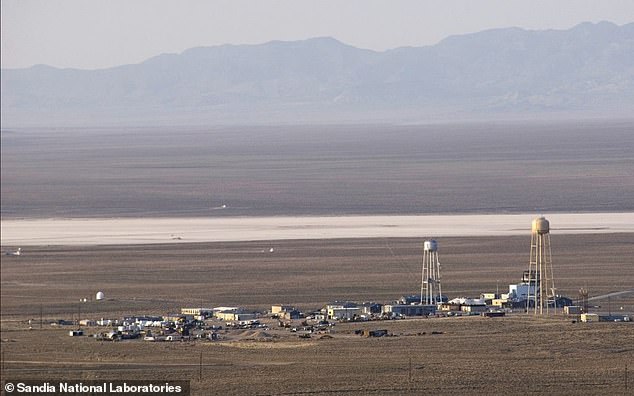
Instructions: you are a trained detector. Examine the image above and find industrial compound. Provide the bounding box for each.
[43,217,630,342]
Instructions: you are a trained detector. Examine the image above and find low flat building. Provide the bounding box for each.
[580,313,599,323]
[217,311,251,321]
[448,297,486,306]
[328,306,361,320]
[399,295,422,305]
[271,304,295,314]
[213,306,241,314]
[213,307,243,319]
[326,302,361,320]
[383,304,436,317]
[216,311,235,321]
[564,306,581,315]
[360,302,383,315]
[125,315,164,325]
[556,296,574,307]
[509,283,536,300]
[492,299,511,308]
[400,294,447,304]
[461,304,487,313]
[279,310,301,320]
[440,298,487,314]
[438,303,461,312]
[181,308,213,319]
[164,314,192,322]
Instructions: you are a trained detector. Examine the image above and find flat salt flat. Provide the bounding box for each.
[2,212,633,246]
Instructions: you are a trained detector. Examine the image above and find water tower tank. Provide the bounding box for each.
[96,291,105,301]
[424,240,438,252]
[531,217,550,234]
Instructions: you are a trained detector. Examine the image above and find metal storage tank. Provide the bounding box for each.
[423,240,438,252]
[96,291,105,301]
[421,239,442,305]
[531,217,550,234]
[527,216,556,315]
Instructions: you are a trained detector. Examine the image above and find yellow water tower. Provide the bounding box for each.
[527,217,557,314]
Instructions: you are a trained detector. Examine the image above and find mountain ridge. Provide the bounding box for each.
[2,21,633,126]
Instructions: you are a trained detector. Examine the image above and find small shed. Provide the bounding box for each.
[580,313,599,323]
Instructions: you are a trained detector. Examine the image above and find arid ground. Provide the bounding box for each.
[2,121,634,219]
[1,234,633,395]
[2,121,633,394]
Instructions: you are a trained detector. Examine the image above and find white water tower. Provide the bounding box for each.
[420,240,442,305]
[527,217,556,314]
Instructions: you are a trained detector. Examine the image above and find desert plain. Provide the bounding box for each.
[1,122,634,395]
[1,233,633,395]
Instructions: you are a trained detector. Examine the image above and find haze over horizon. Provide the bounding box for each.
[2,0,634,70]
[2,21,633,72]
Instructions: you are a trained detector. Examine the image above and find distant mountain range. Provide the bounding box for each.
[2,21,633,126]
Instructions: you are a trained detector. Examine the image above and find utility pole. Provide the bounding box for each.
[626,363,628,391]
[40,303,43,329]
[199,351,203,382]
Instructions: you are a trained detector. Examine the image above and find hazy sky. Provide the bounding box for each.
[2,0,634,69]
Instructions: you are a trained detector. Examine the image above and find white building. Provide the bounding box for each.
[448,297,486,306]
[213,307,242,318]
[508,283,536,300]
[325,303,361,320]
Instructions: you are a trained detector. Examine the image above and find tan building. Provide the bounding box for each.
[271,304,295,314]
[580,313,599,323]
[279,310,301,320]
[181,308,213,318]
[491,299,509,307]
[217,312,256,321]
[438,303,461,312]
